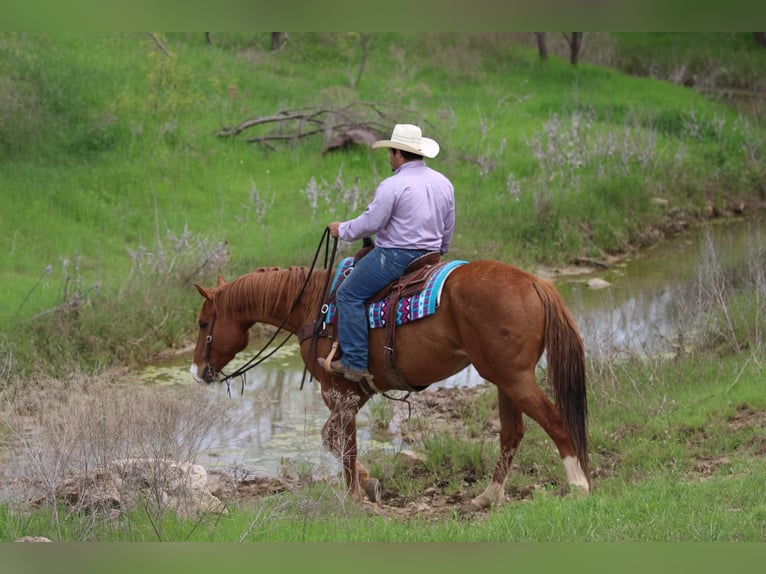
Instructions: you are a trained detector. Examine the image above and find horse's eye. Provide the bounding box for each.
[199,322,208,330]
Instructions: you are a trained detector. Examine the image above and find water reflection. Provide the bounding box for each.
[142,345,339,477]
[562,281,682,359]
[142,342,485,477]
[557,217,764,359]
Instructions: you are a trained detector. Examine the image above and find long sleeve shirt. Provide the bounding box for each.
[337,160,455,254]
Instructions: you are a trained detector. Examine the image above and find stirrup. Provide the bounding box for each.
[320,341,340,374]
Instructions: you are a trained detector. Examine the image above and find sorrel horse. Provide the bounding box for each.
[190,259,589,508]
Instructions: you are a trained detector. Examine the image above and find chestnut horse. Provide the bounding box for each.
[190,260,589,508]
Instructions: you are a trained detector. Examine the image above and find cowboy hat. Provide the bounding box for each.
[371,124,440,158]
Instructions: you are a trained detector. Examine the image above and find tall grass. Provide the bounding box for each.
[1,228,229,377]
[681,222,766,354]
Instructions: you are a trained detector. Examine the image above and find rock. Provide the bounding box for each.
[206,469,238,501]
[55,458,226,519]
[108,458,227,519]
[396,449,427,468]
[406,501,431,513]
[587,278,611,290]
[15,536,52,542]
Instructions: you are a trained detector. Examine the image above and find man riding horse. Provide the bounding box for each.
[323,123,455,384]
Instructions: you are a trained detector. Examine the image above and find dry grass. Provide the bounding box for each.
[0,371,231,539]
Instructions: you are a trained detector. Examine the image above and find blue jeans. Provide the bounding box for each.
[336,246,429,371]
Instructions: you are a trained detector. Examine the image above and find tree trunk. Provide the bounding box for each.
[535,33,548,62]
[271,33,286,51]
[353,34,372,88]
[566,32,583,65]
[754,33,766,47]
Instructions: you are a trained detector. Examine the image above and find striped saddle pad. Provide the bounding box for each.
[325,257,467,329]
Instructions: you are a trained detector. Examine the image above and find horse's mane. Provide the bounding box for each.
[215,266,318,316]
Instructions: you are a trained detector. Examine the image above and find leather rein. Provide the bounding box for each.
[204,228,338,396]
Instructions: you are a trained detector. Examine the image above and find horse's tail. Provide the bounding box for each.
[533,280,589,476]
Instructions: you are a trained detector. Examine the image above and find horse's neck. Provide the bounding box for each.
[233,267,327,333]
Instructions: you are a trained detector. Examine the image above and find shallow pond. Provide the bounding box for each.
[557,216,764,359]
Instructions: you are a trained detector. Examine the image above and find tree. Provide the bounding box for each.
[535,33,583,65]
[352,33,373,89]
[564,33,583,65]
[535,32,548,62]
[754,33,766,47]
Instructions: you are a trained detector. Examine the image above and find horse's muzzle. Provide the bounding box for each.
[202,364,219,383]
[190,362,219,384]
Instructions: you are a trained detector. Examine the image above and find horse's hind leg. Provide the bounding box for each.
[514,384,590,493]
[471,387,524,510]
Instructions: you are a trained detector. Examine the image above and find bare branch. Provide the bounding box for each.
[148,33,170,58]
[214,102,431,153]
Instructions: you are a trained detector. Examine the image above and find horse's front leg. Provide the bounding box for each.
[320,389,380,503]
[321,410,364,501]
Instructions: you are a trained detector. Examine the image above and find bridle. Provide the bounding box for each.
[199,228,339,397]
[200,314,219,384]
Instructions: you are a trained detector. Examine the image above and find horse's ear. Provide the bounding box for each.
[194,283,213,301]
[216,275,226,286]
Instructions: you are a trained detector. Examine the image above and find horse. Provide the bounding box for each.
[190,258,589,509]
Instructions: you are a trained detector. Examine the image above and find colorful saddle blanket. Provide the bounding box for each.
[325,257,467,329]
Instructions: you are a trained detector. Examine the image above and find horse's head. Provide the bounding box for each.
[190,277,250,384]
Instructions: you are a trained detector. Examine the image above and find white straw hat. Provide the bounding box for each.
[371,124,440,158]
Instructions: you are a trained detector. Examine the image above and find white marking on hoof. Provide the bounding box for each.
[563,455,590,494]
[471,480,505,510]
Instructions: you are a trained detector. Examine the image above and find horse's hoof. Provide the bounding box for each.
[364,479,382,503]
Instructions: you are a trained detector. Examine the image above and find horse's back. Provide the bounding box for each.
[445,259,546,309]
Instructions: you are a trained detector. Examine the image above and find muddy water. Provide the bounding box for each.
[141,341,482,478]
[142,346,342,478]
[142,216,764,477]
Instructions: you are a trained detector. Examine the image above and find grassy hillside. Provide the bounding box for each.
[1,32,765,372]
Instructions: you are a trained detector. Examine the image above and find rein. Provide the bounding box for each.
[300,231,339,390]
[213,228,338,395]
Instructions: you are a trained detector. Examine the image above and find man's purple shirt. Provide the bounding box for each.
[338,160,455,254]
